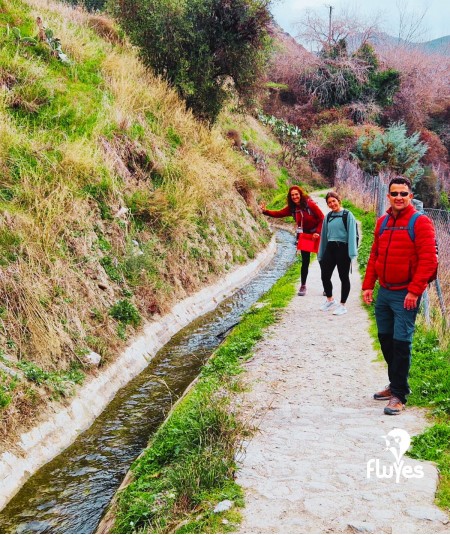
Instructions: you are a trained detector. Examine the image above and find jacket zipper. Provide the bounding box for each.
[382,214,395,285]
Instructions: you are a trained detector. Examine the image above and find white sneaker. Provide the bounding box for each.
[320,299,336,311]
[333,304,348,316]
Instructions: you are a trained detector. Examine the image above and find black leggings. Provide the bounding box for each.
[319,242,351,303]
[299,250,311,285]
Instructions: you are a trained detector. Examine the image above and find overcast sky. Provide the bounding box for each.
[270,0,450,43]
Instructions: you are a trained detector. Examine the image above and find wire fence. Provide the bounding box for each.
[335,158,449,328]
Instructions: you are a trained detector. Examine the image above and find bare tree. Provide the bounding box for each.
[295,1,432,52]
[295,5,381,52]
[396,0,429,43]
[380,45,450,128]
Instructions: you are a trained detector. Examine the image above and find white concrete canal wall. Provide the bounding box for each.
[0,236,277,512]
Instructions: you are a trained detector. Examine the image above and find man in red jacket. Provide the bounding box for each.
[362,176,438,415]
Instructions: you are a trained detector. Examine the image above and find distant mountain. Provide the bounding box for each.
[352,32,450,57]
[267,20,313,61]
[420,35,450,55]
[272,25,450,58]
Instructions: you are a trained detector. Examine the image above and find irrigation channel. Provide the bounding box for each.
[0,229,295,534]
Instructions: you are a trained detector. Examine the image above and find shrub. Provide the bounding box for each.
[352,122,428,182]
[312,122,355,150]
[258,113,307,166]
[109,299,141,327]
[419,129,449,166]
[112,0,272,122]
[413,166,440,208]
[367,68,400,107]
[308,122,356,180]
[298,41,399,111]
[64,0,107,11]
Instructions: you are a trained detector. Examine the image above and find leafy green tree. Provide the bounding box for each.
[352,123,428,182]
[111,0,272,122]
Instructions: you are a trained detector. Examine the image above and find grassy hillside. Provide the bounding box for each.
[0,0,282,444]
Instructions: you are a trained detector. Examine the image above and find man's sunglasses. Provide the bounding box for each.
[389,191,410,197]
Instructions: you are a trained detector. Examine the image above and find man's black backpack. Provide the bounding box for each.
[326,209,359,246]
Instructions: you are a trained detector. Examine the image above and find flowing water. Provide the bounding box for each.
[0,230,295,534]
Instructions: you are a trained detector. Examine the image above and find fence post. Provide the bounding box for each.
[422,289,430,325]
[377,182,388,217]
[434,278,449,328]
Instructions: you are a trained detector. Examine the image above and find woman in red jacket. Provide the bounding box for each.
[260,185,324,296]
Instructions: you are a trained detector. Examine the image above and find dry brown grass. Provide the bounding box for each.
[86,14,124,45]
[0,0,273,449]
[59,139,106,187]
[0,386,47,453]
[0,262,63,365]
[23,0,106,64]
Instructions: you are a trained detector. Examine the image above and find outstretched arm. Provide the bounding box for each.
[261,205,292,219]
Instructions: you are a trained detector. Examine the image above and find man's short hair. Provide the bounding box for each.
[389,176,412,191]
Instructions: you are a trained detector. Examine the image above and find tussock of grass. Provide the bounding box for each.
[112,261,300,533]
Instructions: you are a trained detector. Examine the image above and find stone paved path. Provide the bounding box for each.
[236,195,449,534]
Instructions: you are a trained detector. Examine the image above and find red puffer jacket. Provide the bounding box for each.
[362,204,438,296]
[263,198,324,234]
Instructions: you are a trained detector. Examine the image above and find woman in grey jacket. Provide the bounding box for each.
[318,191,358,316]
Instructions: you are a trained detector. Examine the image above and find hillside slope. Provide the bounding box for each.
[0,0,273,445]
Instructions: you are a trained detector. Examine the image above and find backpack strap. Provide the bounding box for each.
[342,209,348,232]
[379,212,423,241]
[379,214,390,236]
[406,212,422,241]
[327,210,348,231]
[292,207,304,227]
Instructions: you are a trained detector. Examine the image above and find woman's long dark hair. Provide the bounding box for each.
[287,185,309,213]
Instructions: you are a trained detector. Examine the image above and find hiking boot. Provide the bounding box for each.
[384,396,405,415]
[374,386,392,400]
[333,304,347,316]
[320,299,336,311]
[298,285,307,296]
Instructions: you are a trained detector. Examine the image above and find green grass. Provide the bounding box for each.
[408,328,450,417]
[0,371,18,410]
[0,227,22,265]
[408,326,450,511]
[341,200,375,273]
[410,423,450,510]
[113,260,300,533]
[13,360,85,400]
